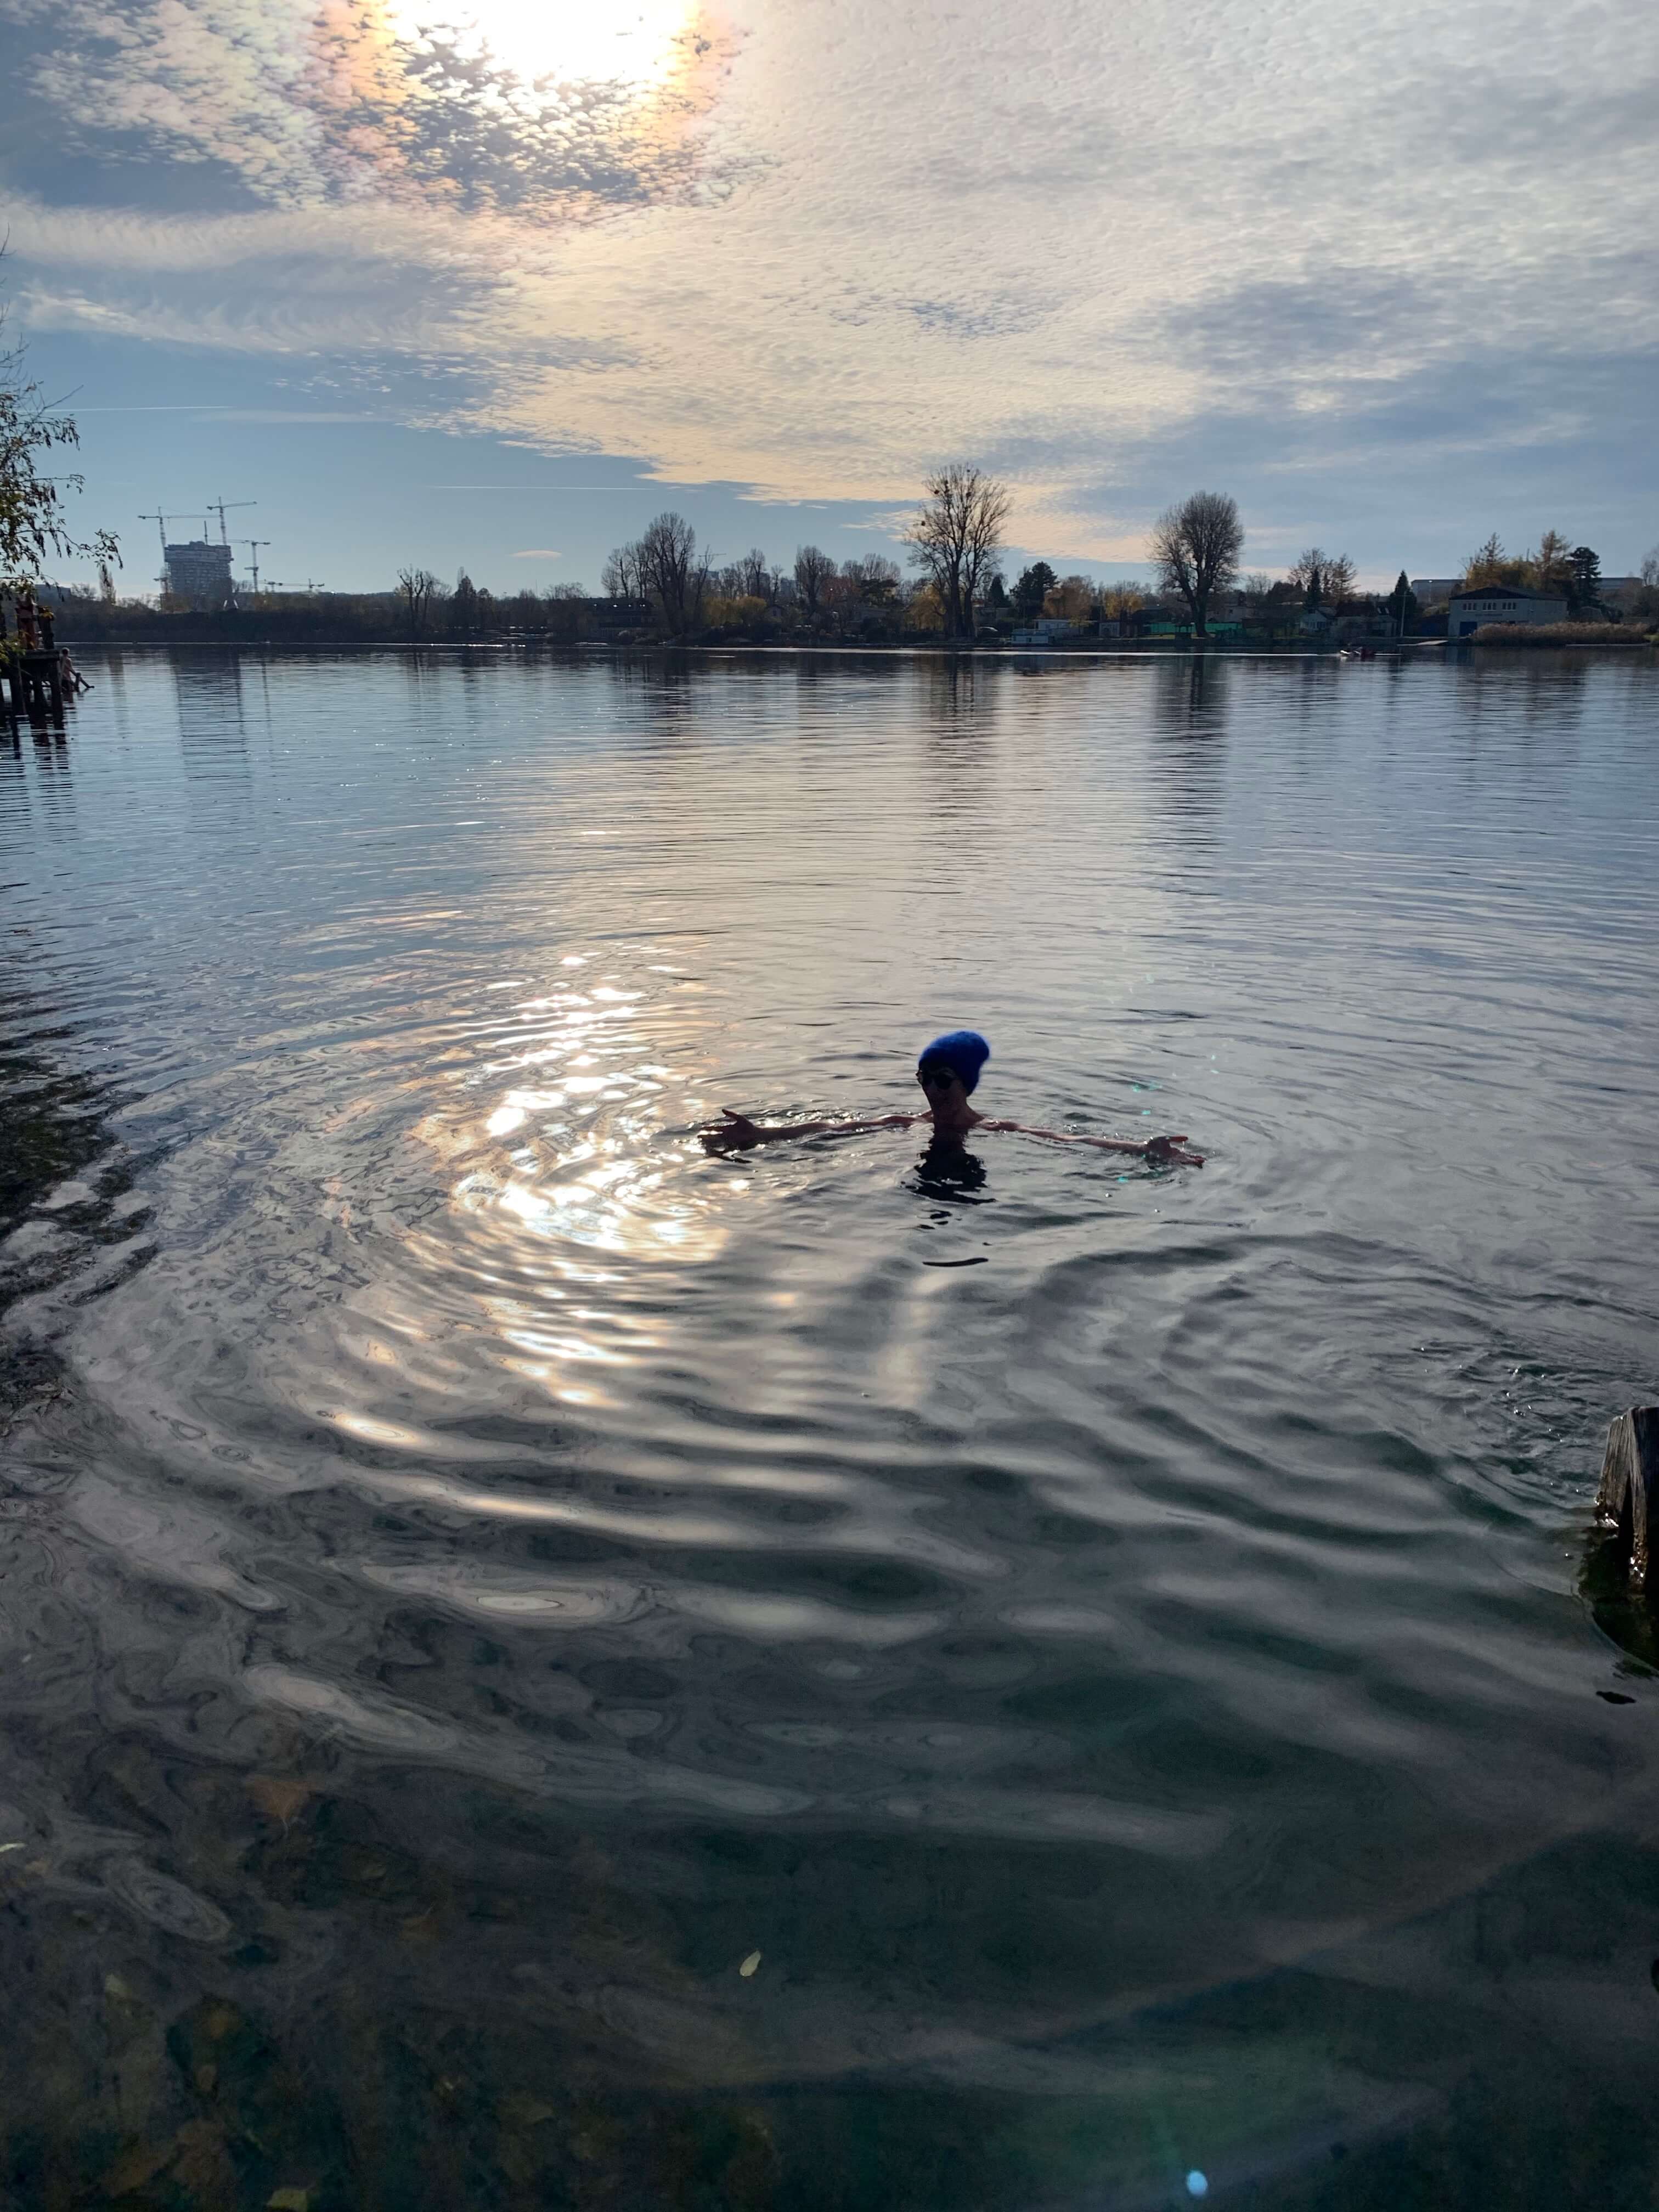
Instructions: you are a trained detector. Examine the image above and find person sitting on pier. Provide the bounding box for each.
[700,1030,1204,1164]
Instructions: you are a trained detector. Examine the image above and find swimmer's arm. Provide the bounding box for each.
[700,1107,922,1154]
[980,1120,1205,1166]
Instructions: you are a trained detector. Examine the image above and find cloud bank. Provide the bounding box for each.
[4,0,1656,561]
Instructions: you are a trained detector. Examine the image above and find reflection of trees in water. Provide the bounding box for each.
[1451,652,1590,735]
[917,659,999,850]
[172,650,250,781]
[606,648,703,733]
[1148,653,1230,839]
[3,715,75,831]
[922,654,995,726]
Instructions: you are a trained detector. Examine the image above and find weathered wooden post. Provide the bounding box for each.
[1594,1408,1659,1590]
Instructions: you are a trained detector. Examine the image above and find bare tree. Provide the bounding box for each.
[1149,492,1243,640]
[794,544,836,627]
[737,546,770,599]
[845,554,901,606]
[904,464,1011,640]
[1323,554,1357,611]
[1287,547,1328,606]
[601,542,644,603]
[636,512,707,635]
[1641,545,1659,588]
[397,566,441,639]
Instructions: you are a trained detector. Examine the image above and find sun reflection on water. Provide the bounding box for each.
[396,949,729,1410]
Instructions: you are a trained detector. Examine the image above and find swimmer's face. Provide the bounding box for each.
[917,1060,961,1105]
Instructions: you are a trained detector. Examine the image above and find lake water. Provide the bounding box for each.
[3,645,1658,2209]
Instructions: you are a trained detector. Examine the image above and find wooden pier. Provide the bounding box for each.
[1594,1408,1658,1590]
[2,590,73,726]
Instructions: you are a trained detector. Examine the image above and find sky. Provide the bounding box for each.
[3,0,1656,596]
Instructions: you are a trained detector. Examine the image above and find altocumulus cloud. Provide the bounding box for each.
[3,0,1656,557]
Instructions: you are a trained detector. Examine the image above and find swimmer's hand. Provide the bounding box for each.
[987,1121,1204,1166]
[701,1109,768,1154]
[700,1107,917,1154]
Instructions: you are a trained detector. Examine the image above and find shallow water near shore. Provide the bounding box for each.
[3,645,1658,2209]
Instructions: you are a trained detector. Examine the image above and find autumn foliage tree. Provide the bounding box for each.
[1043,574,1097,624]
[1,304,119,596]
[1462,529,1608,612]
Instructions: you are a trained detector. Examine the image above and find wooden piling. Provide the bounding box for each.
[1594,1408,1659,1590]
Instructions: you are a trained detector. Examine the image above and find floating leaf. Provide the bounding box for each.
[738,1950,761,1978]
[0,1841,25,1854]
[500,2095,557,2129]
[99,2138,175,2197]
[268,2190,311,2211]
[173,2121,233,2197]
[247,1775,312,1826]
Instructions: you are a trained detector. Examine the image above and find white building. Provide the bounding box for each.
[1009,617,1080,646]
[1446,584,1567,637]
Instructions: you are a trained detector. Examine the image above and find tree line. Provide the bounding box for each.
[586,474,1254,643]
[4,273,1655,649]
[1458,530,1625,616]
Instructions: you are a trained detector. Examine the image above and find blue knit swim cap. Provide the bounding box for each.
[918,1030,990,1094]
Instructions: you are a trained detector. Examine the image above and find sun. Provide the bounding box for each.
[383,0,696,95]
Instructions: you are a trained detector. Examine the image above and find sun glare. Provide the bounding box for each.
[385,0,694,94]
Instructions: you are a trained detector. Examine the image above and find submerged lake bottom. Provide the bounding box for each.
[2,645,1658,2209]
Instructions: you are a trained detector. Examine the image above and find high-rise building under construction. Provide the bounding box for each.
[163,538,235,607]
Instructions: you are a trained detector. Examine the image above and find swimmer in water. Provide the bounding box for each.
[700,1030,1204,1165]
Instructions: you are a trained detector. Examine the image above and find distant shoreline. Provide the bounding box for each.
[53,637,1655,670]
[55,634,1505,660]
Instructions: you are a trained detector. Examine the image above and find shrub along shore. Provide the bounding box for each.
[1469,621,1653,647]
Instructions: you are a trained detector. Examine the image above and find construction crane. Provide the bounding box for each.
[138,507,215,592]
[207,496,255,546]
[137,508,200,561]
[240,539,272,594]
